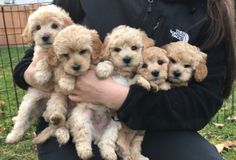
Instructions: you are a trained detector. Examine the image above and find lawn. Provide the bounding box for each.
[0,47,235,160]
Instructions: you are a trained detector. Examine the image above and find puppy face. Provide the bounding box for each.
[162,41,207,84]
[138,47,169,83]
[52,25,102,76]
[22,5,73,48]
[102,25,155,73]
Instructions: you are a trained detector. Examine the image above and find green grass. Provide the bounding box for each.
[0,47,235,160]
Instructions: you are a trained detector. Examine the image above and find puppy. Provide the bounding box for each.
[5,5,73,144]
[33,25,103,149]
[96,25,155,160]
[162,41,208,87]
[135,47,170,91]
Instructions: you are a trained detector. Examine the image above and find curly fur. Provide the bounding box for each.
[96,25,155,160]
[5,5,73,144]
[162,41,208,87]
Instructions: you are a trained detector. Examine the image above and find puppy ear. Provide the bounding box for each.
[141,31,155,49]
[48,47,59,67]
[90,30,102,64]
[63,17,74,27]
[194,51,208,82]
[99,35,111,61]
[22,23,33,43]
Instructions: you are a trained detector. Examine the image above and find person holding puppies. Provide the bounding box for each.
[13,0,235,160]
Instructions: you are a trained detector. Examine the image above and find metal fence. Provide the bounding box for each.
[0,4,235,131]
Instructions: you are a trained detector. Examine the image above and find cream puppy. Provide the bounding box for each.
[6,5,73,144]
[33,24,102,146]
[162,41,208,87]
[96,25,155,160]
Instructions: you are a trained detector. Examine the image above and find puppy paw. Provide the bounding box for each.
[35,70,52,85]
[159,82,171,91]
[55,127,70,145]
[132,153,149,160]
[99,144,117,160]
[6,132,22,144]
[49,112,65,126]
[136,76,151,91]
[96,61,114,79]
[75,143,93,160]
[59,78,75,92]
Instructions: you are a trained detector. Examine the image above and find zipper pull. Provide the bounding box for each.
[147,0,154,13]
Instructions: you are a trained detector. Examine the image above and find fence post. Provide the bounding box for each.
[2,5,20,109]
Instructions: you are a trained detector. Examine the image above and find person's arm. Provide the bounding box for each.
[13,46,34,90]
[117,42,226,131]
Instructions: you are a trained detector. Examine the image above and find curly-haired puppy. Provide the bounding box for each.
[96,25,155,160]
[135,46,170,91]
[162,41,208,87]
[33,24,102,146]
[5,5,73,144]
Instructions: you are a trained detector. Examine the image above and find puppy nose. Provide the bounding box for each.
[151,70,159,77]
[123,56,131,64]
[72,64,81,71]
[42,35,50,42]
[173,71,181,78]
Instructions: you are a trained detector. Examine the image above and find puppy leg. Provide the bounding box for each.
[68,103,93,159]
[33,126,55,144]
[98,120,121,160]
[159,82,171,91]
[130,131,149,160]
[6,88,46,143]
[58,75,75,92]
[134,75,151,91]
[43,92,67,127]
[96,60,114,79]
[35,57,52,85]
[55,125,70,145]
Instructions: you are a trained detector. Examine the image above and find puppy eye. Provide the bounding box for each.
[114,47,121,52]
[80,49,87,55]
[131,45,138,51]
[158,60,164,65]
[169,58,176,64]
[184,64,191,68]
[36,25,41,31]
[61,54,69,58]
[142,63,148,68]
[51,23,58,29]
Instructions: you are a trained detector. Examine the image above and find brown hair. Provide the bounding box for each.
[203,0,236,98]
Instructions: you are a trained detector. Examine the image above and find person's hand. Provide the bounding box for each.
[24,53,53,92]
[69,69,129,111]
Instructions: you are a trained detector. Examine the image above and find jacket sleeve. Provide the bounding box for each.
[117,42,226,131]
[13,46,34,90]
[52,0,85,23]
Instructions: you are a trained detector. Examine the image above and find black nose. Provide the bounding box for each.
[123,56,131,64]
[151,70,159,77]
[72,64,81,71]
[173,71,181,78]
[42,35,50,42]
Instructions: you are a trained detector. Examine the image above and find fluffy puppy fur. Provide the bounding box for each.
[5,5,73,144]
[162,41,208,87]
[33,24,102,146]
[96,25,155,160]
[135,47,170,91]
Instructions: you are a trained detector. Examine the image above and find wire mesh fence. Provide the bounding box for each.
[0,3,235,132]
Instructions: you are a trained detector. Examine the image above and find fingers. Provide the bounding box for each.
[68,94,83,103]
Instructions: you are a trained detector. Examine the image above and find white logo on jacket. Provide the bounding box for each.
[170,29,189,42]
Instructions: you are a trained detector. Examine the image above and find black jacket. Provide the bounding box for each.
[14,0,225,131]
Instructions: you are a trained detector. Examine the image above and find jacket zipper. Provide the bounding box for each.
[142,0,154,27]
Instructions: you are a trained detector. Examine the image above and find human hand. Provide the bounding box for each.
[68,69,129,111]
[24,53,53,92]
